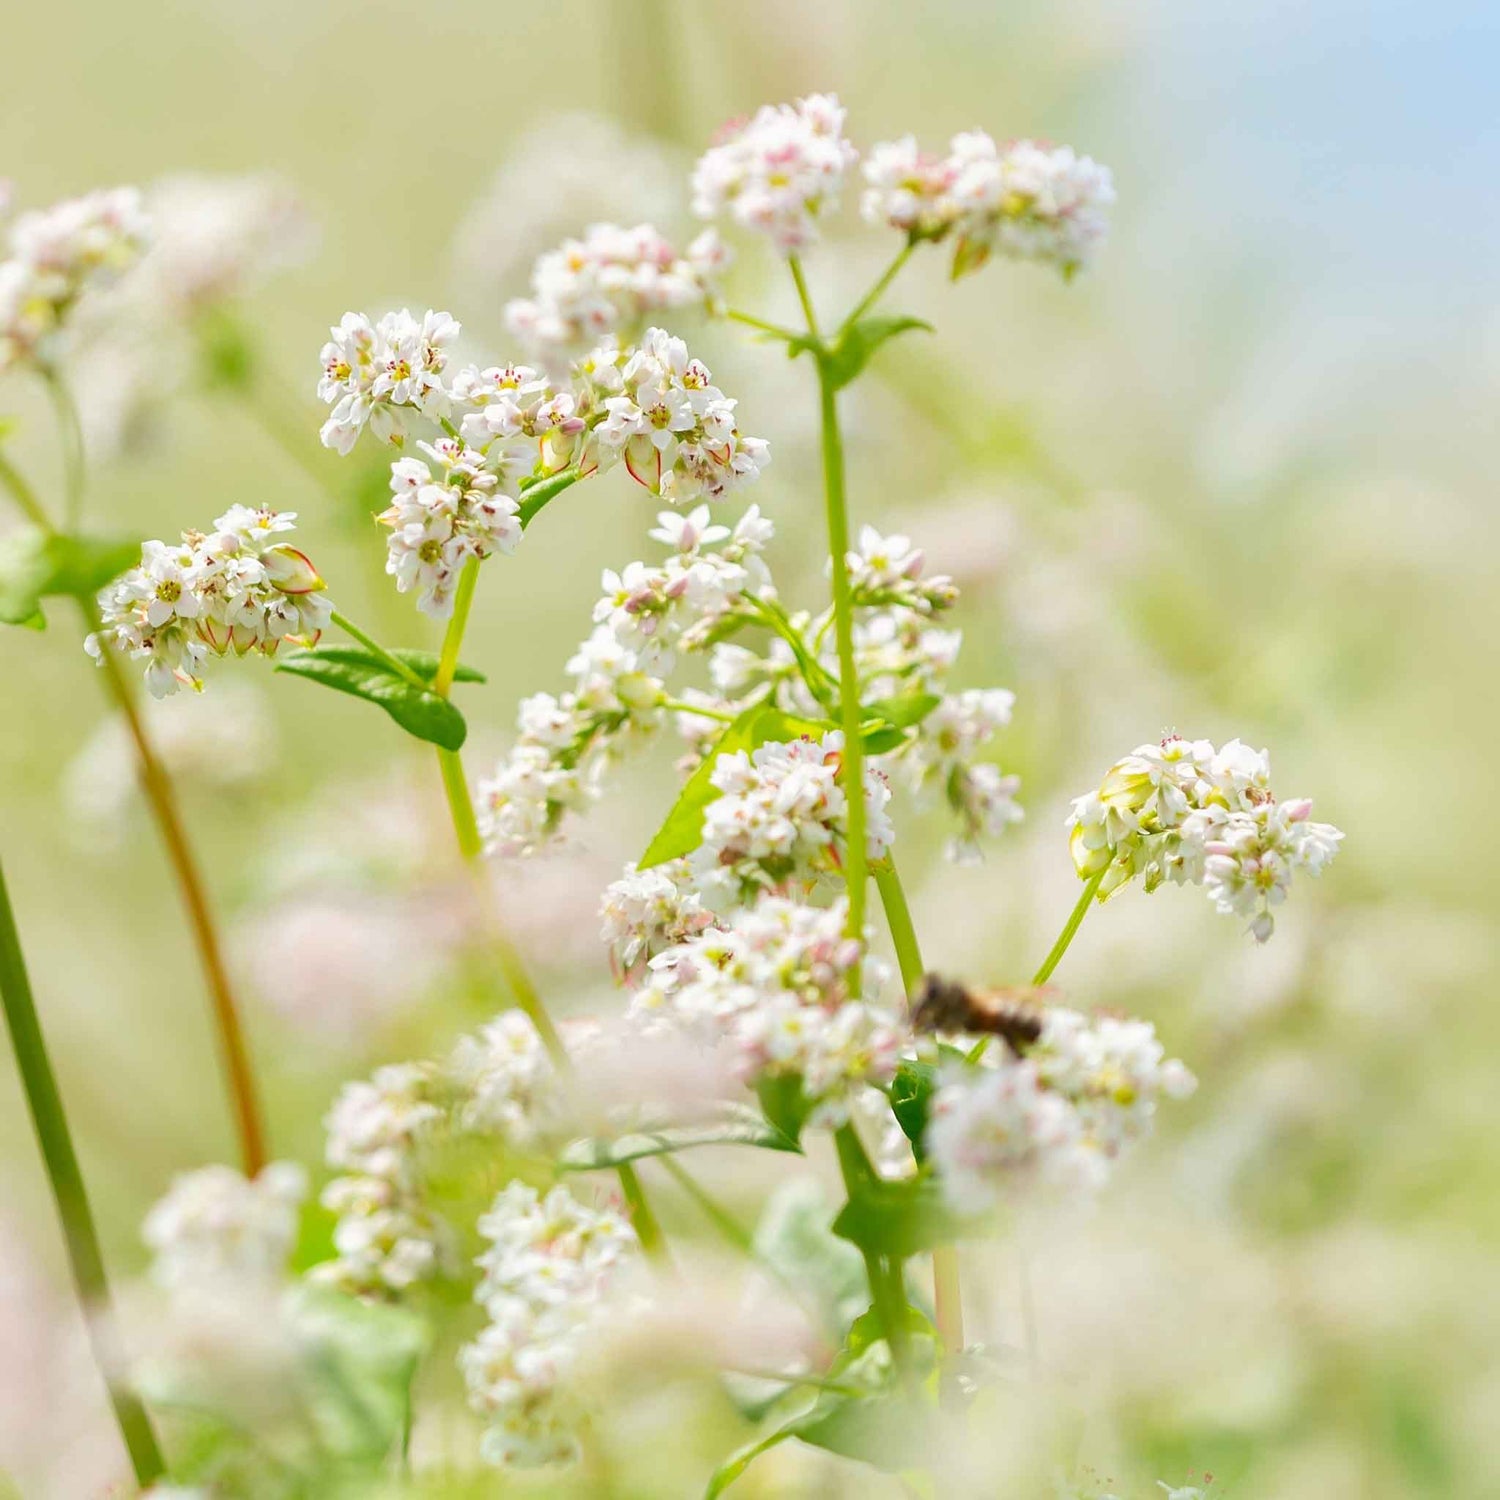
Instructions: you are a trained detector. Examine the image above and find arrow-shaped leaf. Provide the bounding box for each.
[0,529,140,628]
[822,316,933,392]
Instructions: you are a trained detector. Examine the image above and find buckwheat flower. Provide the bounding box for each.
[693,93,859,254]
[142,1162,306,1291]
[314,1062,448,1297]
[448,1010,575,1146]
[460,1182,639,1467]
[945,133,1115,278]
[691,731,895,911]
[85,507,332,697]
[378,437,523,617]
[600,859,715,983]
[845,525,958,616]
[505,221,726,367]
[317,306,459,453]
[633,895,903,1124]
[0,185,148,373]
[860,136,957,238]
[1066,733,1343,940]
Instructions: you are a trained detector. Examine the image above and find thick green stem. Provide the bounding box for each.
[835,1123,910,1370]
[1032,868,1105,986]
[0,854,166,1486]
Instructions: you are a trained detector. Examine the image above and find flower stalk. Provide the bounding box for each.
[0,852,166,1487]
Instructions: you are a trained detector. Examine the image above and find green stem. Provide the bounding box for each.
[0,447,52,529]
[834,1123,909,1370]
[813,355,870,956]
[329,611,429,691]
[873,861,923,994]
[615,1162,666,1259]
[1032,868,1105,986]
[0,854,166,1486]
[788,256,820,337]
[720,306,800,343]
[433,558,479,697]
[839,242,916,333]
[657,1154,751,1251]
[660,697,737,726]
[41,365,85,528]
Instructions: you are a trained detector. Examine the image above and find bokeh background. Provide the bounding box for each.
[2,1,1498,1495]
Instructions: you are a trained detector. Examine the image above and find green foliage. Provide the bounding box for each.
[639,703,827,868]
[274,644,481,751]
[0,528,138,628]
[832,1170,967,1259]
[755,1074,814,1148]
[752,1179,869,1340]
[516,465,583,527]
[790,316,934,392]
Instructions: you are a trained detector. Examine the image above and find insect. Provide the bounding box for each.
[909,973,1051,1054]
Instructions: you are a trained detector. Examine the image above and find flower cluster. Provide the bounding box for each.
[86,506,331,698]
[477,505,774,858]
[313,1063,447,1297]
[906,689,1024,862]
[505,221,727,366]
[380,437,522,617]
[0,186,148,373]
[692,93,858,254]
[142,1162,306,1290]
[1067,735,1344,941]
[599,859,714,983]
[459,1182,638,1466]
[694,731,895,911]
[449,1010,582,1146]
[926,1006,1196,1211]
[633,895,903,1123]
[317,307,459,453]
[863,132,1114,277]
[844,525,959,616]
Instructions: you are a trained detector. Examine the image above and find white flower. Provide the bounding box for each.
[860,135,957,238]
[632,895,903,1125]
[693,94,859,254]
[1066,734,1344,941]
[142,1162,306,1291]
[86,509,331,697]
[599,859,714,982]
[317,307,459,453]
[460,1182,638,1467]
[505,221,725,367]
[845,526,957,615]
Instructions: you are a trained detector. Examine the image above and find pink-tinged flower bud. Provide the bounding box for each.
[197,616,232,656]
[230,622,261,656]
[265,544,325,595]
[1281,797,1314,823]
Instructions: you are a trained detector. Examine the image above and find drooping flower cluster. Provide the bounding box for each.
[86,506,331,697]
[380,437,522,617]
[0,186,148,373]
[1067,735,1344,941]
[599,859,714,983]
[142,1162,307,1290]
[477,504,774,858]
[459,1182,638,1466]
[505,222,728,366]
[633,895,904,1123]
[694,731,895,911]
[317,307,460,453]
[926,1006,1196,1212]
[862,132,1114,277]
[313,1063,447,1297]
[692,93,859,254]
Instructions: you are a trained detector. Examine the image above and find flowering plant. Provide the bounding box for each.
[0,96,1339,1498]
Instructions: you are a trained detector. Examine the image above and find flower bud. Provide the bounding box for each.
[265,544,325,595]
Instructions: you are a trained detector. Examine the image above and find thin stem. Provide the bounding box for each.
[0,854,166,1486]
[872,861,966,1359]
[428,560,667,1257]
[0,447,52,529]
[1032,868,1106,986]
[721,306,800,343]
[660,697,737,726]
[85,601,269,1175]
[812,348,870,955]
[840,241,916,333]
[722,1366,868,1397]
[657,1153,751,1251]
[41,366,85,528]
[788,256,820,338]
[329,611,430,691]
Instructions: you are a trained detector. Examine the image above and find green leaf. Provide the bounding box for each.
[831,1173,967,1260]
[295,643,485,686]
[821,316,933,392]
[0,529,139,627]
[792,1388,935,1472]
[558,1110,799,1171]
[275,646,470,750]
[706,1422,803,1497]
[639,703,826,869]
[860,724,910,756]
[753,1180,869,1340]
[517,466,583,527]
[756,1073,813,1149]
[864,691,941,730]
[888,1059,939,1163]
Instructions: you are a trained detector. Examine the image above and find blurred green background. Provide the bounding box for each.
[2,1,1497,1495]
